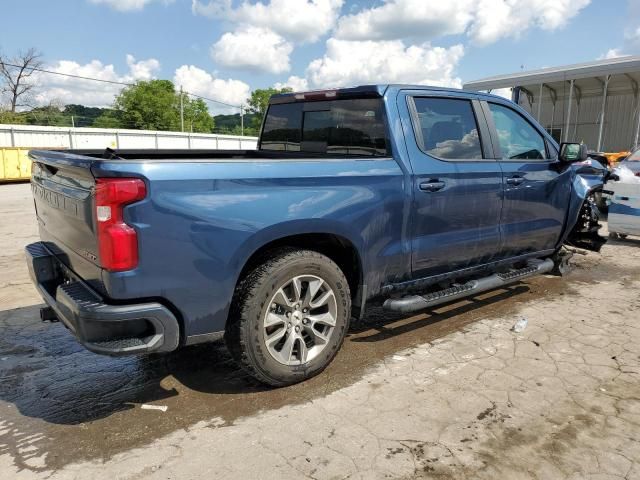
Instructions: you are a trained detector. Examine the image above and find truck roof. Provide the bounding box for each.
[269,84,508,104]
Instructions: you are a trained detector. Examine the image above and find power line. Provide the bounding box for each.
[0,61,242,109]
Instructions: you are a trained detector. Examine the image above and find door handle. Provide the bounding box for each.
[419,181,445,192]
[506,176,525,186]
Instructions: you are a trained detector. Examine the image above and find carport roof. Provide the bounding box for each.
[463,55,640,91]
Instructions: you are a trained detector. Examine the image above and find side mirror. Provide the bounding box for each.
[559,142,588,163]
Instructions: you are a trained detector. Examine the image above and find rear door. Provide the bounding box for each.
[482,100,572,257]
[399,91,503,278]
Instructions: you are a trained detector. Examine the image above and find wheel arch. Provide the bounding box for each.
[233,229,364,308]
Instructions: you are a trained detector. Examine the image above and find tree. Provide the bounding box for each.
[0,109,25,124]
[247,87,292,128]
[0,48,43,112]
[93,110,122,129]
[63,104,111,126]
[213,112,259,136]
[182,96,214,133]
[114,80,180,131]
[111,80,214,133]
[24,105,68,126]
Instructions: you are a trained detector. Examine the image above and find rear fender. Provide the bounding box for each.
[229,218,365,280]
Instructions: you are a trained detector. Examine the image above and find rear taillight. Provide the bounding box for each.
[95,178,146,272]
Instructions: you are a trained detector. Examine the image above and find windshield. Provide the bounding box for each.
[260,98,389,156]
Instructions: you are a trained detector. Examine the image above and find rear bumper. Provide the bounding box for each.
[25,242,180,356]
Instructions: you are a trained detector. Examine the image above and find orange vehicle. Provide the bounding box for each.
[604,151,630,166]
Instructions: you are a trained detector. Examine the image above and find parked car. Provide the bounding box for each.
[617,147,640,175]
[26,85,605,386]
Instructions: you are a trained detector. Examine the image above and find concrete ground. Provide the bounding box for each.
[0,182,639,480]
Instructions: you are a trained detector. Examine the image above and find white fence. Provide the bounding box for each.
[0,124,258,150]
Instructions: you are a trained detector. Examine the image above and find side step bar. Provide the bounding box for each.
[383,258,554,314]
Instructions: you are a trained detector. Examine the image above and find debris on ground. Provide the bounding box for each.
[140,404,168,412]
[511,317,528,333]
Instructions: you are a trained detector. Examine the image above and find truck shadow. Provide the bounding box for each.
[349,285,530,343]
[0,282,536,471]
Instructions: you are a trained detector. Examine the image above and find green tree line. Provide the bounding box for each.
[0,80,292,137]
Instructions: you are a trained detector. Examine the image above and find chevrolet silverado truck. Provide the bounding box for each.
[26,85,605,386]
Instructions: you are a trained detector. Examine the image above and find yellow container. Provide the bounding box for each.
[0,148,32,181]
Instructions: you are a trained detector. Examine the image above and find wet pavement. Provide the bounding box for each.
[1,182,639,479]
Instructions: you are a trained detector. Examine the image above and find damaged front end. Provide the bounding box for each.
[565,192,606,252]
[561,166,608,252]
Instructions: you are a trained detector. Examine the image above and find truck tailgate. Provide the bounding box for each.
[30,151,102,287]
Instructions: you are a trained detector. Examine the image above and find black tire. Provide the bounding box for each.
[225,249,351,387]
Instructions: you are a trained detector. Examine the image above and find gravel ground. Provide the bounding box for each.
[0,182,639,479]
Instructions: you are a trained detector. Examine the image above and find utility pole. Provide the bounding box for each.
[180,85,184,132]
[240,104,244,136]
[71,115,75,128]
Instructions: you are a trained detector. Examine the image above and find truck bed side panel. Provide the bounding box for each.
[94,158,406,337]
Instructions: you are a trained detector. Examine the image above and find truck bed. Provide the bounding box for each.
[66,148,381,161]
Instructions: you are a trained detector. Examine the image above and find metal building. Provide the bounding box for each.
[463,56,640,152]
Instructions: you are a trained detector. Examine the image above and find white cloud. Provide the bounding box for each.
[125,54,160,80]
[335,0,474,41]
[305,38,464,89]
[600,48,625,60]
[27,55,249,115]
[89,0,173,11]
[211,26,293,74]
[334,0,590,46]
[173,65,250,114]
[33,55,161,107]
[489,87,512,100]
[274,75,309,92]
[469,0,591,45]
[598,22,640,59]
[192,0,343,43]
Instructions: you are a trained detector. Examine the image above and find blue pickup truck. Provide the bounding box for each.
[26,85,604,386]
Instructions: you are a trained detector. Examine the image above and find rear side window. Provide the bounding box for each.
[260,98,389,156]
[412,97,483,160]
[488,103,547,160]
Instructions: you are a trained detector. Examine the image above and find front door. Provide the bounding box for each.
[483,101,572,258]
[402,93,503,278]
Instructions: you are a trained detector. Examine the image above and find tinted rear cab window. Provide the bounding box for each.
[260,98,389,156]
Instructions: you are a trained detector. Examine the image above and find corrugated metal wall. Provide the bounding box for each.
[0,124,259,150]
[517,80,640,152]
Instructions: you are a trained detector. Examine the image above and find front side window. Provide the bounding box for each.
[260,98,389,156]
[489,103,547,160]
[412,97,483,160]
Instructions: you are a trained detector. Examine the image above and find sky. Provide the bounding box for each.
[2,0,639,114]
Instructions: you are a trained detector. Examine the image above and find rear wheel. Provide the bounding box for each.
[225,249,351,387]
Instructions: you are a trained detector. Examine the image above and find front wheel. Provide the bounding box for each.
[225,249,351,387]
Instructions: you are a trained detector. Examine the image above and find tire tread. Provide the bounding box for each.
[226,248,350,387]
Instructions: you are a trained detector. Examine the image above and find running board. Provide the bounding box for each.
[383,258,554,314]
